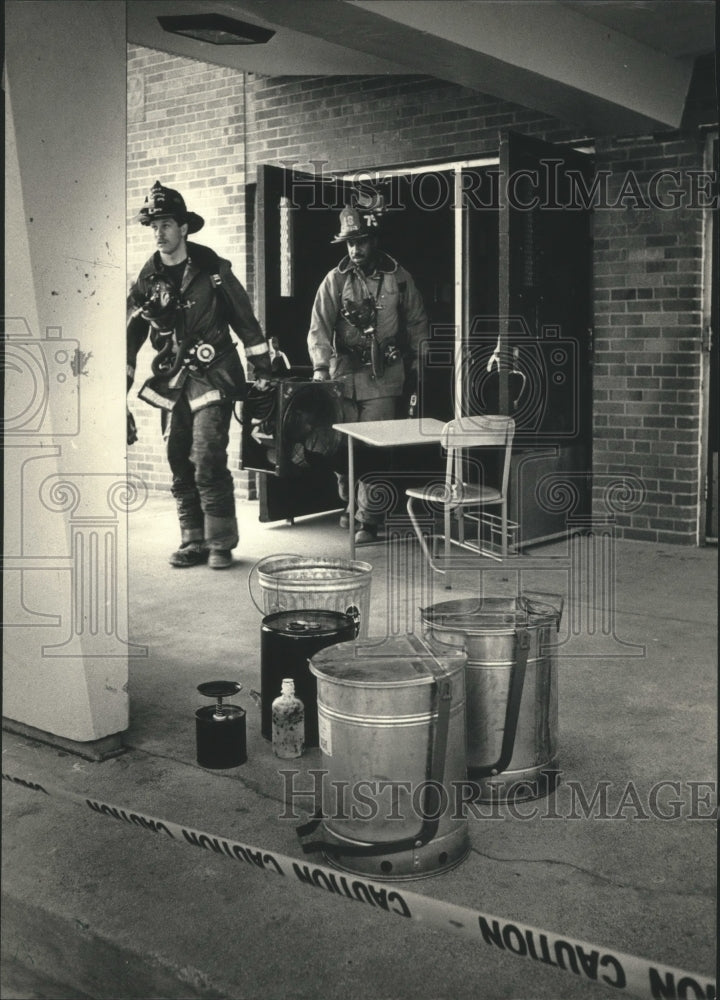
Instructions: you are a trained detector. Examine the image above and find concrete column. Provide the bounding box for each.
[3,0,134,754]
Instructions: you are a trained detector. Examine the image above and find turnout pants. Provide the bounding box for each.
[162,396,239,550]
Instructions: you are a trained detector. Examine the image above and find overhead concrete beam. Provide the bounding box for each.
[349,0,694,127]
[233,0,695,133]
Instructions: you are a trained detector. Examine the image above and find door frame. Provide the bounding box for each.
[698,129,718,544]
[339,147,595,550]
[337,148,594,422]
[338,156,496,421]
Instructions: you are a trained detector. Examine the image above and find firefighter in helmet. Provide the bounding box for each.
[308,198,428,542]
[127,180,272,569]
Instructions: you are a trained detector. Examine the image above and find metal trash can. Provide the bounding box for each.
[306,635,469,880]
[421,593,563,802]
[249,555,373,637]
[260,609,359,747]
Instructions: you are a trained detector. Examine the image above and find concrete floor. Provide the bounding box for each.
[2,493,717,1000]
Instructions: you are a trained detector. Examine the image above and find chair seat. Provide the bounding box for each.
[406,483,502,505]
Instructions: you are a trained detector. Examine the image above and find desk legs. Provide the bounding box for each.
[348,437,356,559]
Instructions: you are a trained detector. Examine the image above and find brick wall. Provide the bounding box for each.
[592,134,707,543]
[127,45,713,543]
[243,73,580,167]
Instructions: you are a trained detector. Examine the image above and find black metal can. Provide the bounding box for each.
[195,681,247,769]
[260,610,358,747]
[195,705,247,769]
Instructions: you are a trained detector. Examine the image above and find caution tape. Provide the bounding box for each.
[3,771,715,1000]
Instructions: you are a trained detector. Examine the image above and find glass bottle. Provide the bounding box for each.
[272,678,304,758]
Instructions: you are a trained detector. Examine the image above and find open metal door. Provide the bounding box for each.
[256,164,353,367]
[498,132,594,547]
[702,135,718,541]
[253,164,352,522]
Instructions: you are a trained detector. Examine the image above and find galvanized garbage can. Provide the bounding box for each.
[421,593,563,802]
[260,609,359,748]
[249,555,373,637]
[307,635,469,880]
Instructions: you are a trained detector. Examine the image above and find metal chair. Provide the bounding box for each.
[406,414,515,582]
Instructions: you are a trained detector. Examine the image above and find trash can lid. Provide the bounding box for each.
[309,635,464,687]
[258,556,373,582]
[421,594,562,631]
[262,609,357,635]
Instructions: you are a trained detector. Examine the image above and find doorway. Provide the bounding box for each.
[257,164,460,419]
[255,140,594,542]
[253,163,462,521]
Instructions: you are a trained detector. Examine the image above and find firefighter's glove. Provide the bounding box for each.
[312,369,330,382]
[127,408,138,446]
[248,352,273,388]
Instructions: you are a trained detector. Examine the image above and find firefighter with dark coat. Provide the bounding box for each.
[127,181,272,569]
[308,201,429,543]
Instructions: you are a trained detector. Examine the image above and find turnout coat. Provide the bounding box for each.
[307,251,428,402]
[127,242,270,412]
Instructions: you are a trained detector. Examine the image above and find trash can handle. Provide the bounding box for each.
[469,626,531,785]
[520,591,564,631]
[296,676,454,858]
[247,554,304,615]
